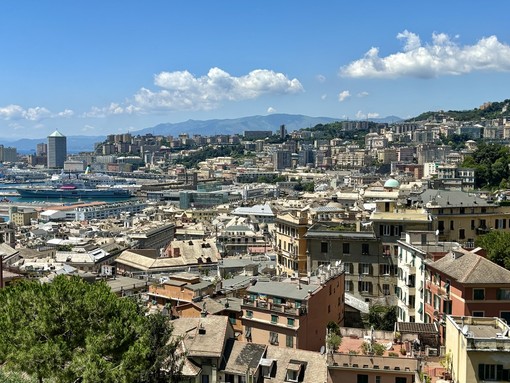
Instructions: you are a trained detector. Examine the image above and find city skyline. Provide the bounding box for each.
[2,1,510,139]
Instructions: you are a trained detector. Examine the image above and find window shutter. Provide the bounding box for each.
[379,225,384,236]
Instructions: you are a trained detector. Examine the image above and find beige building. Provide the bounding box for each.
[419,189,510,245]
[445,315,510,382]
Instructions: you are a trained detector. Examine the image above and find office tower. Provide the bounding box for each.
[36,143,47,156]
[47,130,67,168]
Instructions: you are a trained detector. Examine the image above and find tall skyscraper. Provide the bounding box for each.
[47,130,67,168]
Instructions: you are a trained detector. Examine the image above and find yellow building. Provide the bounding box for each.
[445,315,510,382]
[10,208,38,226]
[420,189,510,245]
[275,210,310,275]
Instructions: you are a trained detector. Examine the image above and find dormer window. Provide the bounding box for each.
[285,360,307,382]
[259,358,276,378]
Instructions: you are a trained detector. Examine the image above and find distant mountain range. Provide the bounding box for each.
[2,113,402,153]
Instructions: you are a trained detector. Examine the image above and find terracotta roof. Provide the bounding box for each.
[428,249,510,284]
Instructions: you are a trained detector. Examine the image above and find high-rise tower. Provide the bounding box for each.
[47,130,67,168]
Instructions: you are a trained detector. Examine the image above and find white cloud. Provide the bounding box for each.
[338,90,351,102]
[321,94,327,100]
[340,32,510,78]
[56,109,74,118]
[24,107,51,121]
[0,105,24,119]
[267,107,277,113]
[83,103,128,118]
[316,74,326,83]
[134,67,303,112]
[0,104,74,121]
[355,110,380,119]
[357,91,369,98]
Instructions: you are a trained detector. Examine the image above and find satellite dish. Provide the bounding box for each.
[462,325,469,335]
[435,229,439,236]
[320,346,325,355]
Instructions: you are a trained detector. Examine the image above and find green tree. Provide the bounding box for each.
[363,305,397,331]
[0,276,181,383]
[475,230,510,270]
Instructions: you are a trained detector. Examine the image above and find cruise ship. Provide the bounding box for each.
[16,184,132,199]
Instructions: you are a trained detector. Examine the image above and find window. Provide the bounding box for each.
[497,288,510,300]
[473,288,485,300]
[382,284,390,296]
[380,264,391,275]
[269,331,279,345]
[328,305,331,313]
[286,335,294,348]
[425,290,432,304]
[344,263,352,274]
[459,229,465,240]
[362,243,369,255]
[395,378,407,383]
[473,311,484,317]
[450,221,454,230]
[359,281,371,294]
[478,364,502,381]
[383,225,391,236]
[287,318,295,327]
[271,315,278,324]
[356,375,368,383]
[501,311,510,324]
[375,377,381,383]
[433,294,441,310]
[246,310,253,318]
[343,243,350,254]
[321,242,328,253]
[361,263,370,275]
[443,300,452,315]
[345,280,352,292]
[245,326,252,339]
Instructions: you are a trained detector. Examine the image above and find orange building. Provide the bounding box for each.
[241,265,344,351]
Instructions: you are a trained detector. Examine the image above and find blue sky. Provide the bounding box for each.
[2,1,510,139]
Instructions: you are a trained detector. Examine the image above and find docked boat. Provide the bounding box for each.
[16,184,132,199]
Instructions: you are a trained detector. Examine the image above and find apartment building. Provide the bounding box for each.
[305,222,390,301]
[396,231,459,323]
[424,248,510,327]
[445,315,510,383]
[420,189,510,244]
[241,266,344,351]
[275,210,310,275]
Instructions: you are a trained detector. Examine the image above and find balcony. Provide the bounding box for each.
[242,298,307,316]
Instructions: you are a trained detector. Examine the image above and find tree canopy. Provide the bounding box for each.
[363,305,397,331]
[0,276,181,383]
[475,230,510,270]
[462,142,510,189]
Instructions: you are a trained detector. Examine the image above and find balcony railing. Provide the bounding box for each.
[242,298,307,316]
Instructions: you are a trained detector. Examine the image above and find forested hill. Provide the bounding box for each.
[412,99,510,122]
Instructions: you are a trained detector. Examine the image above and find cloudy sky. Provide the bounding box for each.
[2,1,510,139]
